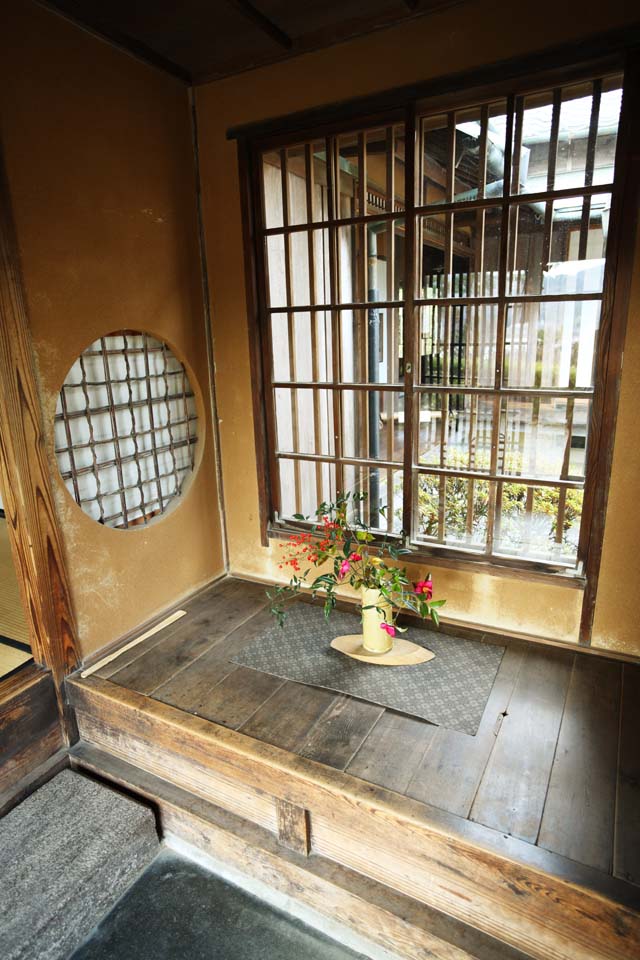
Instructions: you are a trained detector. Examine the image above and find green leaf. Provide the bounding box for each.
[430,609,440,627]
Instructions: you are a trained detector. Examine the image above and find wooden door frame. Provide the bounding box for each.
[0,141,79,740]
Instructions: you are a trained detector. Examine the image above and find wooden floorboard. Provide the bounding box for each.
[107,578,267,694]
[537,656,621,871]
[187,665,285,729]
[405,646,525,817]
[347,710,439,794]
[615,664,640,885]
[240,680,337,752]
[470,647,573,843]
[85,575,640,888]
[298,695,384,770]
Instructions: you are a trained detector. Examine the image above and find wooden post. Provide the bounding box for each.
[0,140,79,739]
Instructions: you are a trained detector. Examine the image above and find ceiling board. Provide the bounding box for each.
[42,0,466,83]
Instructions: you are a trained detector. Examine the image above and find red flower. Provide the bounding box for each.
[415,578,433,600]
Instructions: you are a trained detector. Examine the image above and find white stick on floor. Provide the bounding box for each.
[80,610,187,678]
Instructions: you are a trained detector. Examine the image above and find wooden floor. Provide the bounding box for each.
[96,576,640,889]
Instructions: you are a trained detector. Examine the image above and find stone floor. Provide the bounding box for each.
[70,849,365,960]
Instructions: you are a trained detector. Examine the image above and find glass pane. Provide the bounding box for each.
[499,395,590,480]
[495,482,583,564]
[514,90,557,194]
[337,132,361,217]
[338,219,405,304]
[262,151,283,229]
[339,308,403,384]
[309,141,330,222]
[504,301,600,389]
[593,80,623,186]
[453,100,507,200]
[509,194,610,296]
[312,228,331,305]
[417,303,498,388]
[278,458,337,520]
[266,235,287,308]
[366,125,406,214]
[342,464,404,533]
[419,209,501,298]
[421,114,450,205]
[341,390,404,463]
[556,81,622,190]
[416,473,489,550]
[417,393,494,471]
[337,126,406,219]
[286,144,308,225]
[270,312,333,382]
[274,388,334,456]
[290,230,310,306]
[513,77,622,195]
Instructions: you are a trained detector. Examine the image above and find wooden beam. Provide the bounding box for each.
[578,53,640,643]
[0,142,79,735]
[67,676,640,960]
[276,798,311,855]
[72,742,518,960]
[226,1,293,50]
[0,664,64,803]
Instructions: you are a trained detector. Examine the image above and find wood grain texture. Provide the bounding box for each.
[108,579,267,695]
[239,680,336,752]
[276,798,311,855]
[67,675,640,960]
[0,664,63,795]
[406,645,524,816]
[0,143,78,727]
[538,657,621,871]
[71,743,528,960]
[614,664,640,885]
[470,648,573,842]
[579,56,640,643]
[347,710,438,794]
[298,695,384,770]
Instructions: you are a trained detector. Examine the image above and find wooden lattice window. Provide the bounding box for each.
[54,332,198,529]
[244,57,634,581]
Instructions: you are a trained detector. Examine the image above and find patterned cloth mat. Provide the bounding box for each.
[233,603,505,736]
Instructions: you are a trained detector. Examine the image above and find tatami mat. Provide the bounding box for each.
[0,519,30,647]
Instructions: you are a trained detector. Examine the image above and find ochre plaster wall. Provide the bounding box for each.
[0,2,226,658]
[196,0,640,652]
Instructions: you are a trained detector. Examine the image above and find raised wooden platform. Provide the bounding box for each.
[66,576,640,960]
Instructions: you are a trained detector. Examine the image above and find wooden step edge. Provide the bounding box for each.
[0,747,69,818]
[66,675,640,912]
[66,677,640,960]
[69,742,528,960]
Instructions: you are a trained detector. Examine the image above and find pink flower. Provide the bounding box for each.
[338,559,351,579]
[380,622,396,638]
[415,578,433,600]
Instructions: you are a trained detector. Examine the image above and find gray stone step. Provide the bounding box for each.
[0,768,158,960]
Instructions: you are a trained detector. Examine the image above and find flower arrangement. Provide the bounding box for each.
[267,491,445,638]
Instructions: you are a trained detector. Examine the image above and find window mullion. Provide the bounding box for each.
[402,103,417,539]
[326,134,343,503]
[486,93,516,558]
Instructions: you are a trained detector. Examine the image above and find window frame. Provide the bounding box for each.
[235,43,639,641]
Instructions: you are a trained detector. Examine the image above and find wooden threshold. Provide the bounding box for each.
[71,742,525,960]
[67,674,640,960]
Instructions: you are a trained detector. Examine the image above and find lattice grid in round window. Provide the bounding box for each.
[54,331,199,529]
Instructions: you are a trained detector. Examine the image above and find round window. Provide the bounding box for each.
[54,331,199,529]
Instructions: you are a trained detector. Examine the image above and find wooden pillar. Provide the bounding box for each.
[0,141,79,739]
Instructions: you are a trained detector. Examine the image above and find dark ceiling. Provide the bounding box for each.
[43,0,464,84]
